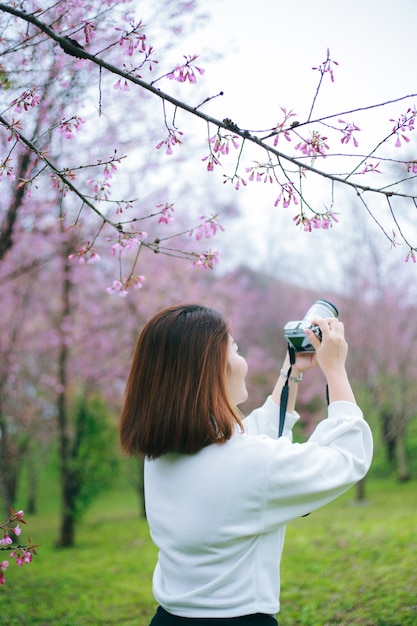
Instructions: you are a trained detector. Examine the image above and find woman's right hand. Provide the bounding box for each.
[305,318,356,404]
[305,317,347,371]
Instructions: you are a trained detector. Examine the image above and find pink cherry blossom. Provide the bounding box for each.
[312,49,339,82]
[106,280,129,297]
[0,562,8,585]
[106,274,145,296]
[116,19,147,57]
[246,162,274,184]
[338,119,360,146]
[0,508,37,584]
[103,161,118,180]
[274,182,298,208]
[390,107,416,147]
[156,129,184,155]
[233,176,247,190]
[13,525,22,537]
[166,54,205,84]
[190,215,225,241]
[132,275,145,290]
[202,153,221,172]
[0,157,14,180]
[157,203,175,224]
[11,88,41,112]
[83,21,95,44]
[110,235,146,257]
[6,117,23,141]
[210,133,240,155]
[68,244,100,265]
[58,116,85,139]
[360,161,382,175]
[293,210,339,232]
[0,535,13,545]
[272,107,298,146]
[190,250,220,270]
[113,78,130,91]
[405,249,416,263]
[295,131,330,158]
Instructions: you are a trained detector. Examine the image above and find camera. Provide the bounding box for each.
[284,299,339,352]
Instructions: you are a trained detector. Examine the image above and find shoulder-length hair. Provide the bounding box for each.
[119,304,243,458]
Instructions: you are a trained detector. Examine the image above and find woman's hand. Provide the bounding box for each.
[272,317,356,409]
[305,317,348,376]
[293,350,318,374]
[305,317,356,404]
[281,346,317,381]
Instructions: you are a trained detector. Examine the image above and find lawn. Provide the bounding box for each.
[1,476,416,625]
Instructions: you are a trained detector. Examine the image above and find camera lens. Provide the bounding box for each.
[302,300,338,327]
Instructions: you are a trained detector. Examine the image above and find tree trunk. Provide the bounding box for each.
[26,451,38,515]
[0,405,12,518]
[56,249,76,547]
[0,152,31,261]
[0,401,22,516]
[395,431,410,482]
[381,411,396,466]
[356,477,367,502]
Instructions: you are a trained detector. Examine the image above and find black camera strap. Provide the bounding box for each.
[278,346,296,437]
[279,345,313,517]
[278,348,330,437]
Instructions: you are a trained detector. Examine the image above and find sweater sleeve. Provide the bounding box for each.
[243,395,300,440]
[261,400,373,528]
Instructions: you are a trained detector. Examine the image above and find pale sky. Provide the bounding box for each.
[190,0,416,121]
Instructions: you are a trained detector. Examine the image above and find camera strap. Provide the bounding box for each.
[279,346,312,518]
[278,348,330,437]
[278,346,296,437]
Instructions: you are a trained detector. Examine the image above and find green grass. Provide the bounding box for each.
[1,476,416,625]
[280,479,417,625]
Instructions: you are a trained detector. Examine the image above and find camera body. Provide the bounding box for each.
[284,299,339,352]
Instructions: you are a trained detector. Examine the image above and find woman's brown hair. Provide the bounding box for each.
[119,304,243,458]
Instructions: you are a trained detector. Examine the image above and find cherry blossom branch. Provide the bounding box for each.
[308,48,338,122]
[0,114,120,230]
[1,509,38,585]
[2,5,415,206]
[103,212,224,296]
[386,195,415,252]
[343,108,417,180]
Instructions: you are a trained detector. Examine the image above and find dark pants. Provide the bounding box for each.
[149,606,278,625]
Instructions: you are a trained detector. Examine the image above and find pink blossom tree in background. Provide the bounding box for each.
[336,214,417,484]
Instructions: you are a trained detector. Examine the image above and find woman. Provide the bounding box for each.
[120,304,373,625]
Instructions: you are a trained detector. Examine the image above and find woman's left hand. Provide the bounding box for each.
[293,350,318,373]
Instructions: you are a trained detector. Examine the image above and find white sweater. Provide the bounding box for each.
[144,397,373,618]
